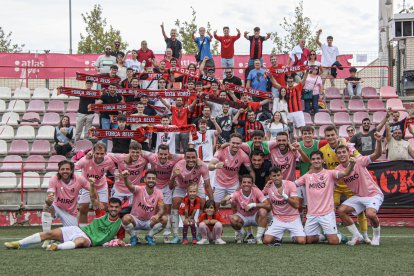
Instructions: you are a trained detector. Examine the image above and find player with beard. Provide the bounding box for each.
[295,151,355,245]
[169,148,214,244]
[75,142,115,226]
[122,170,167,246]
[239,150,272,190]
[336,133,384,246]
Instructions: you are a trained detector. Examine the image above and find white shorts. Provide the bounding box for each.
[305,211,338,236]
[287,111,305,129]
[296,186,307,206]
[131,215,151,230]
[265,216,305,239]
[78,186,109,204]
[52,204,78,227]
[61,226,91,246]
[213,182,239,203]
[156,186,173,205]
[342,194,384,216]
[110,187,133,204]
[235,212,258,227]
[173,184,206,199]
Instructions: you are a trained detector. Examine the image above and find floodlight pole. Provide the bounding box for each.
[69,0,73,54]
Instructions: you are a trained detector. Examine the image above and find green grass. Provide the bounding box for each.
[0,227,413,275]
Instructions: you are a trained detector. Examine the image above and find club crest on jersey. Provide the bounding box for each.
[235,159,238,164]
[71,188,75,193]
[152,198,155,204]
[101,168,105,174]
[285,156,289,162]
[320,175,324,180]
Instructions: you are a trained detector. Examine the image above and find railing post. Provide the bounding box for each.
[25,66,29,88]
[20,162,24,205]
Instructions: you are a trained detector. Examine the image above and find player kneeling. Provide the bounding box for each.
[263,167,306,246]
[121,170,167,246]
[229,175,271,244]
[5,197,123,251]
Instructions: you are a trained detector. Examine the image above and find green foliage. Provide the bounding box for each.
[175,7,220,55]
[271,1,317,54]
[78,4,128,54]
[0,27,24,53]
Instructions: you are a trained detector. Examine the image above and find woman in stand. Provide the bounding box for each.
[264,111,289,140]
[54,115,74,157]
[303,66,324,114]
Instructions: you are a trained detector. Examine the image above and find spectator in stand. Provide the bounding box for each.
[303,66,324,114]
[163,49,174,68]
[244,27,271,67]
[98,65,121,90]
[287,39,310,67]
[111,115,131,154]
[272,87,289,123]
[233,109,264,142]
[385,120,414,160]
[351,114,389,155]
[222,68,243,87]
[283,74,307,130]
[316,29,339,87]
[385,109,414,139]
[216,102,235,144]
[154,60,171,88]
[214,27,241,76]
[140,67,158,90]
[111,40,125,58]
[116,54,127,81]
[74,80,96,142]
[193,105,217,130]
[304,50,322,73]
[123,78,140,103]
[264,111,289,140]
[187,81,207,123]
[246,59,278,102]
[54,115,74,157]
[94,45,116,74]
[193,27,214,68]
[138,94,157,116]
[95,83,124,146]
[137,40,156,68]
[124,50,145,74]
[346,126,356,141]
[161,23,182,60]
[344,67,364,98]
[120,68,135,88]
[268,54,286,97]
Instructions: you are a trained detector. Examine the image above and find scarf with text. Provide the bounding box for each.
[76,72,120,84]
[224,83,272,99]
[88,103,137,112]
[206,95,247,109]
[57,87,102,98]
[110,115,162,124]
[173,67,200,79]
[267,65,310,75]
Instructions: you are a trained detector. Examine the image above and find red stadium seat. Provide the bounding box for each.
[329,99,347,112]
[353,112,370,125]
[66,100,80,113]
[372,111,387,124]
[31,140,51,155]
[361,87,379,98]
[46,155,67,171]
[27,100,46,113]
[338,125,352,138]
[379,86,398,98]
[318,125,330,138]
[74,139,93,153]
[0,155,23,172]
[386,99,405,111]
[348,99,365,112]
[9,140,30,155]
[367,99,386,112]
[24,155,46,172]
[325,87,342,99]
[304,112,313,125]
[42,112,60,125]
[334,112,352,125]
[314,112,333,126]
[47,100,65,113]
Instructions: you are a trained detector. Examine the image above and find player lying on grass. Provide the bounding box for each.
[5,192,124,251]
[336,133,384,246]
[121,170,167,246]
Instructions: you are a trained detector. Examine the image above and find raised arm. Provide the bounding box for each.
[244,31,249,40]
[211,117,222,135]
[120,170,135,193]
[199,57,208,75]
[161,22,168,40]
[369,132,383,162]
[207,31,213,39]
[232,109,243,125]
[385,121,392,142]
[159,97,171,110]
[88,177,100,209]
[316,29,322,47]
[192,31,197,43]
[376,109,391,132]
[264,32,271,41]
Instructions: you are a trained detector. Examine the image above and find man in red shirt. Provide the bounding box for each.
[268,55,286,97]
[137,40,156,67]
[244,27,271,67]
[285,75,306,130]
[159,97,197,153]
[214,27,241,77]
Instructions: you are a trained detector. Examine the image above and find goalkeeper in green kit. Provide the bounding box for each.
[5,178,124,251]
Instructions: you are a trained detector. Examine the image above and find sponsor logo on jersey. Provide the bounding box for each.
[138,201,155,212]
[309,182,326,189]
[57,197,75,204]
[344,173,359,183]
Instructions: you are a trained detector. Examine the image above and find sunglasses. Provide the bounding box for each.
[310,53,316,56]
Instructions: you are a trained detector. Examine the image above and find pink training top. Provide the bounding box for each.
[213,148,251,188]
[130,186,164,221]
[263,180,299,222]
[143,153,184,189]
[172,159,210,189]
[336,156,383,197]
[232,186,267,217]
[295,169,339,216]
[47,174,90,216]
[109,153,148,194]
[75,155,115,190]
[269,148,300,181]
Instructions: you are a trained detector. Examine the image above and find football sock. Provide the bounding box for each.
[182,224,189,240]
[171,209,179,237]
[57,241,76,250]
[190,224,197,239]
[149,223,164,237]
[346,224,362,238]
[123,223,136,237]
[19,233,41,246]
[41,212,53,233]
[256,227,266,240]
[164,215,171,236]
[373,226,381,238]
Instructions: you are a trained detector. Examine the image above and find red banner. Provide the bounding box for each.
[110,115,162,124]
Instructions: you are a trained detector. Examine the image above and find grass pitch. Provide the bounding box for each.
[0,226,413,276]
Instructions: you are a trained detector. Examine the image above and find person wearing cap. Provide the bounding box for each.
[137,40,156,68]
[74,80,97,142]
[94,45,117,74]
[111,40,125,58]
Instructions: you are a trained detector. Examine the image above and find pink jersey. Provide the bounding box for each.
[263,180,299,222]
[269,148,300,181]
[75,155,115,190]
[213,148,251,187]
[109,153,148,194]
[47,174,90,216]
[336,156,383,197]
[130,186,164,221]
[144,153,184,188]
[232,187,267,217]
[172,160,210,189]
[295,169,339,216]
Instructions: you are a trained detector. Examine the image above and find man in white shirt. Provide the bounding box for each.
[94,45,117,74]
[155,115,176,154]
[316,29,339,87]
[124,50,145,73]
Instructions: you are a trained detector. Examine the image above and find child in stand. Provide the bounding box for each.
[197,200,226,245]
[179,184,201,245]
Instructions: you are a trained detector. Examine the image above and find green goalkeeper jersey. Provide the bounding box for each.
[298,139,319,176]
[80,213,122,246]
